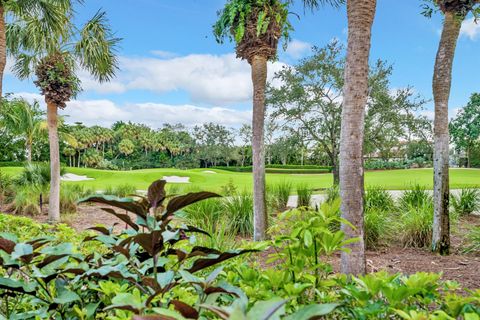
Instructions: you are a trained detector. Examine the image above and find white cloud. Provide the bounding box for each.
[150,50,178,59]
[13,92,251,128]
[460,17,480,40]
[285,39,312,59]
[79,53,286,104]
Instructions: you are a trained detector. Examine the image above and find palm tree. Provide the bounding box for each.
[11,6,119,222]
[301,0,373,275]
[426,0,479,254]
[0,97,45,161]
[1,0,70,97]
[214,0,293,241]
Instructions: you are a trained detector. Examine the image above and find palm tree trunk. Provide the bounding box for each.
[0,5,6,98]
[251,55,268,241]
[339,0,376,276]
[26,141,32,162]
[432,11,462,255]
[47,101,61,222]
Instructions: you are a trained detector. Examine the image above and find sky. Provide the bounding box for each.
[4,0,480,129]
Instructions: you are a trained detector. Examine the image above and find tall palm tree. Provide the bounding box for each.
[214,0,293,241]
[0,97,45,161]
[338,0,377,275]
[303,0,374,275]
[11,7,119,223]
[0,0,70,98]
[427,0,479,254]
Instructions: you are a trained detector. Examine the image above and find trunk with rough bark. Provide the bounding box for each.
[332,155,339,185]
[432,11,462,255]
[251,55,268,241]
[339,0,376,276]
[0,5,6,98]
[47,101,61,222]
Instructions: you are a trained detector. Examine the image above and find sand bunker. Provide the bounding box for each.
[61,173,94,181]
[162,176,190,183]
[202,170,217,174]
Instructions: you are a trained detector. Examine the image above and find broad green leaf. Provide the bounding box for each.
[284,303,339,320]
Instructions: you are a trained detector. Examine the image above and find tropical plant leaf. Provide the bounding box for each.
[284,303,339,320]
[79,195,147,218]
[0,277,36,295]
[187,249,257,273]
[166,192,221,216]
[170,300,199,319]
[0,238,16,254]
[102,207,139,231]
[148,179,167,208]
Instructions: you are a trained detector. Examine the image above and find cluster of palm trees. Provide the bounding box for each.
[214,0,478,274]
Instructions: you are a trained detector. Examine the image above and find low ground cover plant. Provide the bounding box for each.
[0,180,479,319]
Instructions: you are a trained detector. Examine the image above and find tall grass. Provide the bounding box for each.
[464,226,480,254]
[364,208,392,250]
[365,187,395,211]
[223,192,253,236]
[0,171,14,204]
[325,185,339,204]
[182,197,223,227]
[399,184,432,209]
[104,184,137,198]
[60,184,95,215]
[297,184,312,208]
[270,181,292,211]
[7,187,42,215]
[395,202,433,248]
[450,188,480,216]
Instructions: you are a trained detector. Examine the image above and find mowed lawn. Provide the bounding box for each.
[1,167,479,192]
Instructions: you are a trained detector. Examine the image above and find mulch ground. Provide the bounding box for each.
[3,203,480,290]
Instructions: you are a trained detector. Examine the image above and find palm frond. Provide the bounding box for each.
[74,10,121,82]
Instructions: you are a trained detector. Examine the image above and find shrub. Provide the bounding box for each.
[182,197,223,227]
[451,188,480,216]
[223,192,254,236]
[396,202,433,248]
[296,184,312,208]
[399,184,432,208]
[364,159,408,170]
[270,181,292,211]
[365,187,395,211]
[220,178,238,196]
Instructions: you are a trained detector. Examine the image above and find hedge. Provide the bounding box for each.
[213,165,332,174]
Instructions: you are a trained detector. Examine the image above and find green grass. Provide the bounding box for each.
[1,167,479,192]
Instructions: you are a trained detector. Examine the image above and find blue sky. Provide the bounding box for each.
[4,0,480,128]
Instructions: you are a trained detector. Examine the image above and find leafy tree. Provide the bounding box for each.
[214,0,293,241]
[239,124,252,167]
[118,138,135,157]
[423,0,480,255]
[0,97,45,161]
[11,4,120,222]
[450,93,480,167]
[194,123,235,167]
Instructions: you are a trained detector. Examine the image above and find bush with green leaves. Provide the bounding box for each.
[451,188,480,216]
[0,180,255,319]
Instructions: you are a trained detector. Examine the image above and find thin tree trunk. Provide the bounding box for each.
[47,101,60,222]
[26,141,32,162]
[251,55,268,241]
[432,11,462,255]
[339,0,376,276]
[332,154,340,185]
[0,5,6,99]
